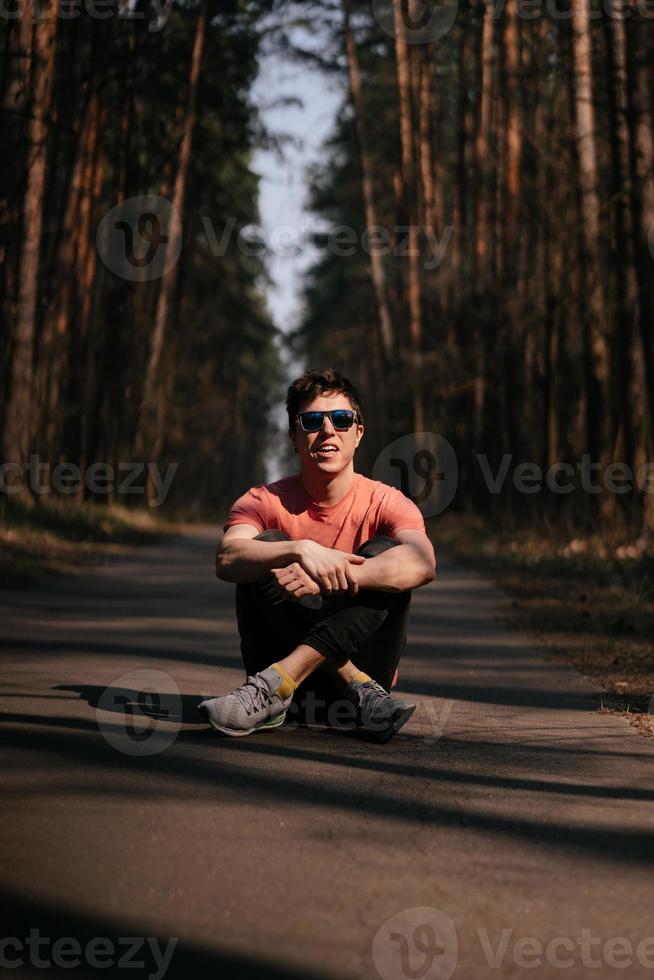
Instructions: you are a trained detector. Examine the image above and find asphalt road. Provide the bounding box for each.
[1,527,652,980]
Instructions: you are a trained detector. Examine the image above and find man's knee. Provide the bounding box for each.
[254,529,290,542]
[356,534,400,559]
[249,529,291,585]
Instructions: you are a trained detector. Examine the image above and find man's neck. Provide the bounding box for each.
[300,465,356,506]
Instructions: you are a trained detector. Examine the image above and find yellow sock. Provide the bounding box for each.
[353,670,372,683]
[271,662,299,699]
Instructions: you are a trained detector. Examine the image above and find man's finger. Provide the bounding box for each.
[344,565,359,595]
[347,554,367,563]
[301,574,322,597]
[300,575,320,595]
[295,559,321,583]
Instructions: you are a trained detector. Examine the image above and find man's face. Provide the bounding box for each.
[289,391,364,473]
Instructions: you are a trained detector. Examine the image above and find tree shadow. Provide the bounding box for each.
[53,683,393,743]
[1,718,652,867]
[55,683,208,726]
[2,638,240,672]
[0,885,326,980]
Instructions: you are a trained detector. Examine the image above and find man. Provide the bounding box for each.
[199,367,436,743]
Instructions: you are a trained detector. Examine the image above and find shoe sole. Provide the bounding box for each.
[201,707,287,738]
[374,703,417,744]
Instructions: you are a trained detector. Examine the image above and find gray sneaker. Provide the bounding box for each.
[345,678,416,744]
[198,666,293,737]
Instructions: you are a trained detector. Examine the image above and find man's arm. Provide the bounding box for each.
[353,529,436,593]
[216,525,304,583]
[218,527,366,589]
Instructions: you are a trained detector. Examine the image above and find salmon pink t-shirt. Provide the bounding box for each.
[223,472,426,552]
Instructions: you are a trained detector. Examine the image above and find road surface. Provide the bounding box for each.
[1,527,652,979]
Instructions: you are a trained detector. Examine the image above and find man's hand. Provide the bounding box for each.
[295,540,366,596]
[272,558,363,601]
[270,562,322,602]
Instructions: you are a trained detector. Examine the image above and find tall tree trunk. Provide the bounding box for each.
[418,47,435,235]
[417,42,441,441]
[135,3,207,459]
[474,0,495,291]
[452,6,468,310]
[535,16,559,477]
[500,0,523,470]
[603,0,637,523]
[393,0,424,432]
[342,0,395,366]
[571,0,610,465]
[0,12,33,337]
[502,0,521,268]
[106,22,140,485]
[625,9,654,375]
[77,92,108,495]
[1,0,59,486]
[471,0,497,454]
[624,5,654,532]
[35,68,97,459]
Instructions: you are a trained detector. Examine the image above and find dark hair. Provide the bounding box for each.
[286,368,364,431]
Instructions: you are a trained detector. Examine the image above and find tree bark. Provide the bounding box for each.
[474,0,496,291]
[603,0,636,501]
[0,12,33,334]
[625,9,654,413]
[571,0,610,463]
[342,0,395,365]
[135,2,207,457]
[393,0,424,432]
[624,5,654,531]
[2,0,59,484]
[503,0,521,266]
[77,92,108,494]
[418,47,435,234]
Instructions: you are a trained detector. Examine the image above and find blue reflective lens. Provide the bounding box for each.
[330,411,355,428]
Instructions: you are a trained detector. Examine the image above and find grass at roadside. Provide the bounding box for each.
[0,497,177,589]
[429,513,654,737]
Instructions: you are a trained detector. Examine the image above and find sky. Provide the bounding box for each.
[250,28,342,481]
[251,35,341,332]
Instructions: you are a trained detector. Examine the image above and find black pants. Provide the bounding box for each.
[234,530,413,722]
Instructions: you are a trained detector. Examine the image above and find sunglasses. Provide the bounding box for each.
[296,410,359,432]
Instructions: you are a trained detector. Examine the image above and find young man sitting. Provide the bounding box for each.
[199,367,436,743]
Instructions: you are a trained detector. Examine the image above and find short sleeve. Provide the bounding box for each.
[223,485,267,534]
[376,485,426,537]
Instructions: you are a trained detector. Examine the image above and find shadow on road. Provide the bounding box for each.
[0,886,324,980]
[1,710,652,868]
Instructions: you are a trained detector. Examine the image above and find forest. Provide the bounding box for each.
[291,0,654,536]
[1,0,653,536]
[1,0,284,514]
